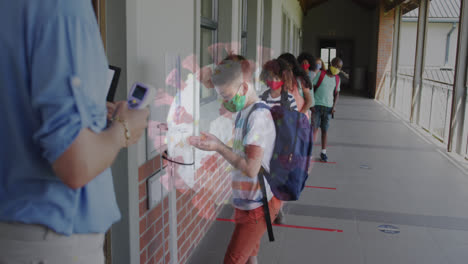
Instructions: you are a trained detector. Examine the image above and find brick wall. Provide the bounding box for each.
[138,152,232,264]
[138,154,169,264]
[375,5,395,100]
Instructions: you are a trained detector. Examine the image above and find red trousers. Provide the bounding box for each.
[224,197,283,264]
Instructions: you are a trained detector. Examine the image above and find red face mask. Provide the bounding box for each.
[266,80,284,90]
[302,63,310,71]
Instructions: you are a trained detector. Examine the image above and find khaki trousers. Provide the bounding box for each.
[0,222,105,264]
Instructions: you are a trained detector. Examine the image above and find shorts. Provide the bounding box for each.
[224,196,283,264]
[313,105,333,132]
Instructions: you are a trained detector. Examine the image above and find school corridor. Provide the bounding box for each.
[188,94,468,264]
[75,0,468,263]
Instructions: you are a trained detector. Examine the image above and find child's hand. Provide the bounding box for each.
[188,132,222,152]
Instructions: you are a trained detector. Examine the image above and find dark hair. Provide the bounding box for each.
[223,54,247,62]
[260,58,293,86]
[212,54,254,86]
[297,52,316,71]
[331,57,343,68]
[278,53,312,89]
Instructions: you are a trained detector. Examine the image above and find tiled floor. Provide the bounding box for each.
[188,95,468,264]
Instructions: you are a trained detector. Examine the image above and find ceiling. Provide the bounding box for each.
[297,0,420,14]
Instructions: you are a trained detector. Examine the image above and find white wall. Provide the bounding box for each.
[270,0,303,57]
[399,21,459,67]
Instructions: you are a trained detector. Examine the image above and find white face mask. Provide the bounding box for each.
[316,63,322,70]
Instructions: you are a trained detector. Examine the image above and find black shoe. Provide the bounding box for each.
[320,153,328,162]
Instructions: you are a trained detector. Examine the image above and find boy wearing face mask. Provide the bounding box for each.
[313,57,343,162]
[259,59,298,111]
[189,56,282,264]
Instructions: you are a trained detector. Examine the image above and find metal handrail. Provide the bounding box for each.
[396,73,413,78]
[422,78,454,88]
[385,72,454,143]
[396,73,454,89]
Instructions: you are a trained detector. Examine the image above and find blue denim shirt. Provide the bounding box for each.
[0,0,121,235]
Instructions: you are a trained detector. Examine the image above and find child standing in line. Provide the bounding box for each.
[259,59,298,111]
[278,53,313,117]
[259,58,299,225]
[189,56,282,264]
[313,57,343,162]
[297,52,318,125]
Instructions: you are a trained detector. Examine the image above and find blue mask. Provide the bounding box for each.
[316,63,322,71]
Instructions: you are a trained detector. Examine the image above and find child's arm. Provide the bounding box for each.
[332,79,341,113]
[301,86,312,114]
[188,132,263,179]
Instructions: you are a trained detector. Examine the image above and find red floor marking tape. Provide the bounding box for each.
[305,186,337,190]
[272,223,343,233]
[216,218,343,233]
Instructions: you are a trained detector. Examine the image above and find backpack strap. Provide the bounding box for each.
[314,70,327,92]
[258,167,275,242]
[241,102,270,138]
[260,90,270,102]
[280,91,292,110]
[334,75,340,95]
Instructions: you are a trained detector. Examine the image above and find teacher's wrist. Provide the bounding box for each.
[109,120,127,149]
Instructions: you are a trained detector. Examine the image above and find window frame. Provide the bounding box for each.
[241,0,248,56]
[200,0,219,105]
[320,47,336,70]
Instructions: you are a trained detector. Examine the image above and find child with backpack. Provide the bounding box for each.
[189,56,282,264]
[259,59,298,111]
[259,58,298,225]
[189,55,313,263]
[313,57,343,162]
[278,53,313,116]
[297,52,318,126]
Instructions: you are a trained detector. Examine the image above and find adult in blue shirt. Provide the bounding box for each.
[0,1,149,263]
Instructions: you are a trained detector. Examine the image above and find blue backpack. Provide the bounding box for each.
[236,101,313,241]
[239,102,313,200]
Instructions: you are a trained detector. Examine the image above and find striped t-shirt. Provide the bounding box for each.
[231,101,276,210]
[262,91,298,111]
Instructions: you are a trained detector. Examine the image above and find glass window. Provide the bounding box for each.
[201,0,213,19]
[320,48,336,69]
[282,13,287,53]
[200,0,218,104]
[241,0,248,56]
[330,48,336,61]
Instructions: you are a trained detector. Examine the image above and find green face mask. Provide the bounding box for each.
[222,85,246,112]
[330,66,341,76]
